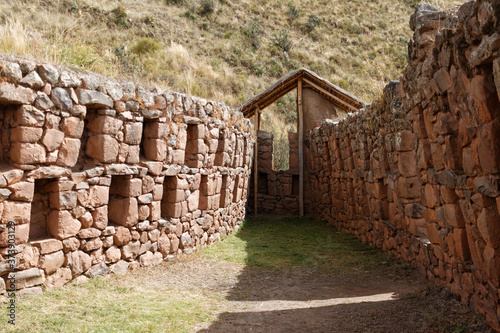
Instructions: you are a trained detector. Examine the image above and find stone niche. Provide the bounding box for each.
[0,56,253,297]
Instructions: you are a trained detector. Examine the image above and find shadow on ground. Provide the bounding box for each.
[199,216,491,333]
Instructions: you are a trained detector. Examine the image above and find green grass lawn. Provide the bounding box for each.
[204,216,393,271]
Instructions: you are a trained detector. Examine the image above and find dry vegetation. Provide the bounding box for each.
[0,0,464,168]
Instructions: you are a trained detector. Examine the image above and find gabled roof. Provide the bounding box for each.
[238,68,367,118]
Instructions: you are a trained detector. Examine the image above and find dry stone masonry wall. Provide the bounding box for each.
[308,1,500,329]
[247,130,301,215]
[0,56,252,298]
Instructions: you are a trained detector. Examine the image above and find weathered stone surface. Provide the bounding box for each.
[76,89,113,108]
[44,267,72,290]
[68,250,91,276]
[86,134,119,163]
[121,241,140,260]
[8,181,34,202]
[9,143,46,164]
[113,227,131,246]
[20,71,44,89]
[42,129,65,151]
[31,239,63,255]
[0,82,36,104]
[6,268,44,290]
[10,126,43,143]
[38,64,59,84]
[109,197,138,227]
[50,87,73,110]
[57,138,81,167]
[110,260,129,275]
[47,210,81,240]
[41,250,65,275]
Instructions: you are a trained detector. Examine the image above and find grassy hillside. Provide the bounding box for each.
[0,0,463,168]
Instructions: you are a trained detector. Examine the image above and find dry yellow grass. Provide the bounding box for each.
[0,0,465,168]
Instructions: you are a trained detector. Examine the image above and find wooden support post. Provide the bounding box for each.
[298,79,304,217]
[253,107,260,216]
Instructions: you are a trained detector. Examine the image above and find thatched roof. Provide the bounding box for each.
[238,68,367,118]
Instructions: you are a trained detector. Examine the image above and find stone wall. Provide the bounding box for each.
[308,1,500,330]
[247,130,300,216]
[0,56,252,298]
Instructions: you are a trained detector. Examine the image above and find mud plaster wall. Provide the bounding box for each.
[308,1,500,330]
[0,56,253,298]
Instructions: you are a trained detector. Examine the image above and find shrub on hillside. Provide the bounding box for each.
[131,38,161,55]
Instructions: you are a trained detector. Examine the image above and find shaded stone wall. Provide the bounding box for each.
[0,56,252,298]
[308,1,500,329]
[247,130,300,216]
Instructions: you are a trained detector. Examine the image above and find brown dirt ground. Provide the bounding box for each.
[120,254,492,333]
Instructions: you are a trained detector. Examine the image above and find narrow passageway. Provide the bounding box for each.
[196,217,491,333]
[6,217,492,332]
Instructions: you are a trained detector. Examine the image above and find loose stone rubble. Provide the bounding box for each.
[0,56,252,298]
[308,1,500,330]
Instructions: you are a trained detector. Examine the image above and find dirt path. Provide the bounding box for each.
[124,255,491,333]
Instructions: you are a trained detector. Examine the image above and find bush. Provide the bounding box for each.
[242,22,262,50]
[271,29,292,53]
[305,14,321,32]
[198,0,215,16]
[110,6,128,27]
[287,4,299,20]
[131,38,161,55]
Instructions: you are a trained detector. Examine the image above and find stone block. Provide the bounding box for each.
[113,227,131,246]
[478,206,500,249]
[89,185,109,207]
[81,237,103,252]
[44,267,72,291]
[110,177,142,198]
[143,139,167,161]
[144,122,169,139]
[91,205,108,230]
[49,191,77,210]
[123,123,143,145]
[121,241,140,260]
[105,246,121,264]
[10,127,43,143]
[77,228,101,239]
[61,117,84,138]
[478,121,500,173]
[16,105,44,126]
[164,189,185,203]
[0,82,36,105]
[31,239,63,254]
[149,201,161,221]
[2,201,30,225]
[76,89,113,108]
[187,124,205,139]
[87,116,123,135]
[8,182,34,202]
[187,190,199,212]
[6,268,44,290]
[443,204,465,228]
[108,197,138,227]
[161,201,182,218]
[86,134,119,163]
[138,204,150,221]
[41,250,64,275]
[85,262,109,278]
[68,250,91,276]
[47,210,81,240]
[9,143,46,164]
[56,138,81,167]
